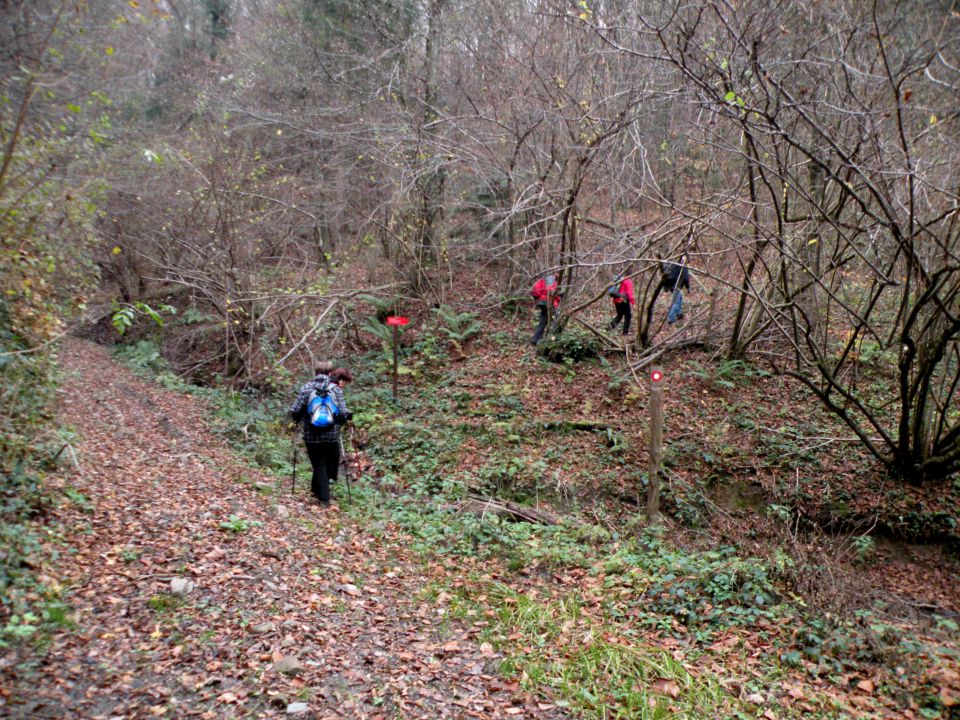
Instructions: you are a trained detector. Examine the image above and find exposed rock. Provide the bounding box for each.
[170,577,195,595]
[274,655,305,676]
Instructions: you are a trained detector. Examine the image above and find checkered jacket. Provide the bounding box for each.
[288,375,349,443]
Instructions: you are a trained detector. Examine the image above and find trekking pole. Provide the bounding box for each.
[291,431,298,495]
[339,433,352,503]
[349,425,362,478]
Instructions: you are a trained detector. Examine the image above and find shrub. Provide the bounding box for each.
[537,329,601,363]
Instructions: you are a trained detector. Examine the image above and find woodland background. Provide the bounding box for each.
[2,1,960,718]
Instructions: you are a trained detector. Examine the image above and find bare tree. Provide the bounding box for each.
[598,0,960,481]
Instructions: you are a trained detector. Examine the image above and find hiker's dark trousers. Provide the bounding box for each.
[531,304,549,345]
[610,302,631,335]
[305,440,339,503]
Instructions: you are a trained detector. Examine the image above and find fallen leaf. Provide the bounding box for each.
[856,679,875,694]
[651,677,681,699]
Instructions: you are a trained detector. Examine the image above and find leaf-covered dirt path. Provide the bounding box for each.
[1,339,569,720]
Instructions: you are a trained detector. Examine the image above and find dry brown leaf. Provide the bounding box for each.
[856,679,875,694]
[651,677,681,699]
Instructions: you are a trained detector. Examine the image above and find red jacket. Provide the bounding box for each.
[531,278,560,308]
[612,278,634,305]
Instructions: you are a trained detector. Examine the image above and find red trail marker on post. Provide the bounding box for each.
[385,316,409,398]
[647,365,664,524]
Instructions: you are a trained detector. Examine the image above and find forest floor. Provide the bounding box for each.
[3,313,960,719]
[0,339,570,719]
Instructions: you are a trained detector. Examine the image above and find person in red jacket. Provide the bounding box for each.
[608,275,635,336]
[529,273,561,345]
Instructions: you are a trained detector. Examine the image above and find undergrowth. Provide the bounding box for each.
[0,309,75,647]
[111,334,960,719]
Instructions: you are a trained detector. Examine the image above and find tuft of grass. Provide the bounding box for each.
[466,584,730,719]
[147,594,181,612]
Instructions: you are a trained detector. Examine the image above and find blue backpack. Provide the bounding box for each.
[307,383,339,428]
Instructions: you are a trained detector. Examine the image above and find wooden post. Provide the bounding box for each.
[647,364,664,524]
[385,315,409,398]
[392,324,399,399]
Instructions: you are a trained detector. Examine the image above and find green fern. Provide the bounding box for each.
[433,306,482,343]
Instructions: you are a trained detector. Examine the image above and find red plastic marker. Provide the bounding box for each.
[650,369,663,383]
[385,316,410,326]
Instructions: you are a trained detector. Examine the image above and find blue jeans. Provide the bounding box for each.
[531,304,549,344]
[667,289,684,323]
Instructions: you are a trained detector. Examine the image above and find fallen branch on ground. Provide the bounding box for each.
[461,492,583,526]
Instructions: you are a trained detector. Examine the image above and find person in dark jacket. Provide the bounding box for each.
[661,255,690,324]
[608,275,635,336]
[529,273,561,345]
[289,366,351,507]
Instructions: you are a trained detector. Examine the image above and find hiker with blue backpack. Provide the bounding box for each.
[289,365,352,507]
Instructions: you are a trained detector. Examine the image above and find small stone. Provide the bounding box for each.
[170,578,194,595]
[281,634,297,648]
[274,656,304,676]
[286,702,309,715]
[251,622,275,634]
